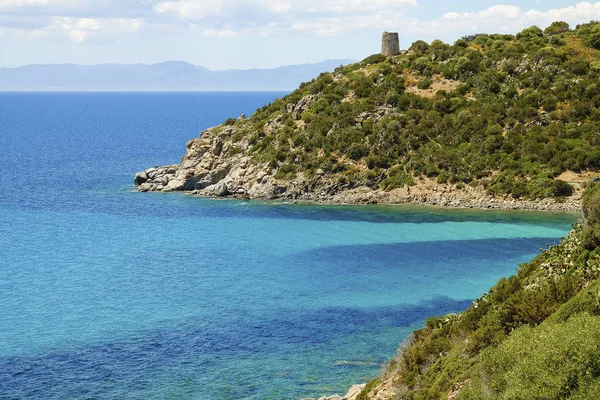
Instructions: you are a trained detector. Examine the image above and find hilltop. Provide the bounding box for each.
[136,22,600,211]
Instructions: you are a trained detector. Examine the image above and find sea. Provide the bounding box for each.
[0,92,579,399]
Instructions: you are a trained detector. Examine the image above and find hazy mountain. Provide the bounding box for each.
[0,60,355,91]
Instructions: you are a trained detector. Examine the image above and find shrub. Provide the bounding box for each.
[414,57,430,73]
[462,313,600,400]
[417,77,432,90]
[567,59,590,75]
[356,378,382,400]
[381,167,415,191]
[582,183,600,248]
[544,21,570,36]
[362,53,387,65]
[274,163,299,180]
[591,32,600,50]
[517,25,545,40]
[347,142,368,160]
[410,40,430,54]
[527,175,573,199]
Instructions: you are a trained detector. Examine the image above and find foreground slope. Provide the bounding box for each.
[137,22,600,211]
[353,182,600,400]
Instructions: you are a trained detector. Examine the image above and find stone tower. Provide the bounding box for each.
[381,32,400,56]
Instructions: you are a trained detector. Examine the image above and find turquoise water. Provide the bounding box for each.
[0,93,578,399]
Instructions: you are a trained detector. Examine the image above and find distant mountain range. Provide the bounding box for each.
[0,60,355,92]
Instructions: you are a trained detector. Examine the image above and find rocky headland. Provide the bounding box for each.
[134,109,583,213]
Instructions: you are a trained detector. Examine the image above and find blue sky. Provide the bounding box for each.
[0,1,599,69]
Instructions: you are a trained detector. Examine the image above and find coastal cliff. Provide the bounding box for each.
[136,22,600,212]
[134,119,582,212]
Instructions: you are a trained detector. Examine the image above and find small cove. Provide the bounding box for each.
[0,93,579,399]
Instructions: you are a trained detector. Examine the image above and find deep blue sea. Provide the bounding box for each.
[0,92,579,399]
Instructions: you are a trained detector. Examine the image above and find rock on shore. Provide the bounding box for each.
[301,383,366,400]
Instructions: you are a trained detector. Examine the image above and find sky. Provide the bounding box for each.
[1,1,600,69]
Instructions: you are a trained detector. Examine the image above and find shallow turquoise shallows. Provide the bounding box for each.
[0,93,578,399]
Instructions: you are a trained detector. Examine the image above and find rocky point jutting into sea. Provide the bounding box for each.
[134,100,582,212]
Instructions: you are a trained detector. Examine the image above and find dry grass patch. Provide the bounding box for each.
[406,75,461,98]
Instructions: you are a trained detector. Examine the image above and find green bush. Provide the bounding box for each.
[527,175,573,199]
[274,163,299,180]
[417,77,432,89]
[461,313,600,400]
[410,40,430,54]
[591,32,600,50]
[544,21,570,36]
[356,378,381,400]
[517,25,545,40]
[381,167,415,191]
[582,183,600,248]
[547,280,600,323]
[362,53,387,65]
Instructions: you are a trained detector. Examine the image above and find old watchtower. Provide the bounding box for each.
[381,32,400,56]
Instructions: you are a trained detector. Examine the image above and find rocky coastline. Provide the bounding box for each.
[134,124,582,213]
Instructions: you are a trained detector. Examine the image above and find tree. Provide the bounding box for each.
[544,21,570,36]
[409,40,430,54]
[591,32,600,50]
[516,26,545,41]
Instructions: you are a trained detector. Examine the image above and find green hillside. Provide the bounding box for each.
[222,21,600,200]
[353,180,600,400]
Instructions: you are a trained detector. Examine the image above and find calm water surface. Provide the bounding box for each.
[0,93,579,399]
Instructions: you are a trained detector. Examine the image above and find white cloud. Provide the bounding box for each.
[203,28,238,38]
[435,3,600,37]
[481,5,521,19]
[154,0,231,20]
[0,0,84,13]
[3,16,143,42]
[289,14,399,37]
[3,1,600,44]
[524,2,600,24]
[0,0,148,42]
[0,0,72,6]
[153,1,600,39]
[442,5,522,27]
[153,0,417,37]
[154,0,417,20]
[58,17,143,43]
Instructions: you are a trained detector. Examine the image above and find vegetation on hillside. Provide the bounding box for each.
[222,21,600,200]
[352,181,600,399]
